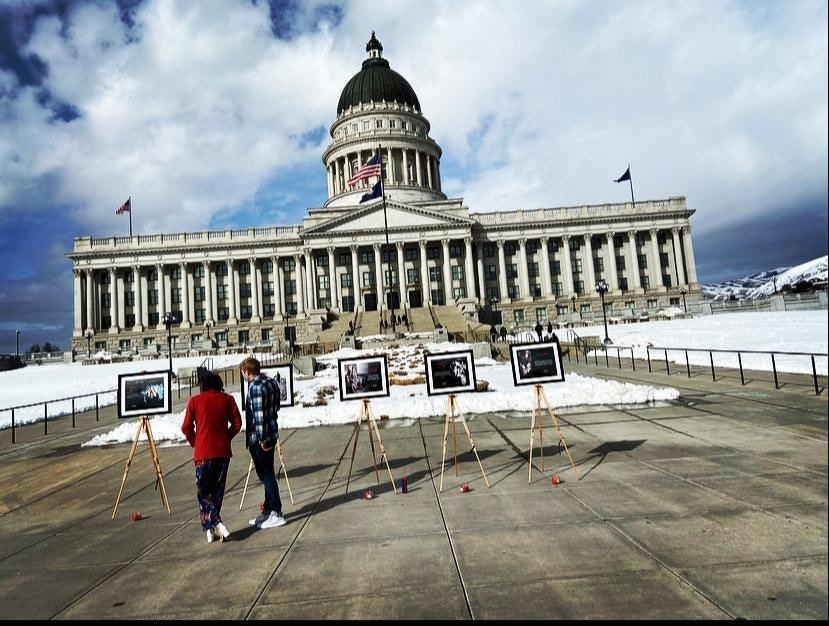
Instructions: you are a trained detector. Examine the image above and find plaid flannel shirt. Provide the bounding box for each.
[245,373,280,448]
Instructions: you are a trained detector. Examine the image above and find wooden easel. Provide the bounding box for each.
[528,384,580,482]
[238,440,295,510]
[112,416,171,519]
[440,394,491,492]
[345,398,397,494]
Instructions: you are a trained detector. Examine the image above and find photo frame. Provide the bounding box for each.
[424,349,477,396]
[117,370,172,418]
[509,338,566,386]
[262,363,294,407]
[338,354,390,401]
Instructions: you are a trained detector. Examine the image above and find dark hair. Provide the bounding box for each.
[201,372,224,392]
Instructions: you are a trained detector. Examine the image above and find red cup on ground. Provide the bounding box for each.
[363,490,374,500]
[460,484,470,493]
[131,512,142,521]
[551,475,562,485]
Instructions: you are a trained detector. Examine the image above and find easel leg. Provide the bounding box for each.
[537,386,545,473]
[239,459,254,511]
[451,408,459,476]
[276,440,295,505]
[440,405,451,492]
[453,396,491,488]
[540,387,581,480]
[144,418,171,514]
[112,417,144,520]
[364,401,381,485]
[344,405,363,493]
[528,400,536,484]
[366,402,397,494]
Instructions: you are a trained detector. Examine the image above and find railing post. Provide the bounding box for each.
[811,355,819,395]
[709,352,716,381]
[771,353,779,389]
[72,398,76,428]
[604,349,609,368]
[664,349,670,376]
[44,403,48,435]
[616,349,622,369]
[630,348,636,371]
[685,351,691,378]
[95,394,99,421]
[11,408,15,444]
[738,353,745,385]
[647,348,651,373]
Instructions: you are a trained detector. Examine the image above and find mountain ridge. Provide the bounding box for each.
[701,255,828,301]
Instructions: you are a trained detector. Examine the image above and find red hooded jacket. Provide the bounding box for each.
[181,389,242,461]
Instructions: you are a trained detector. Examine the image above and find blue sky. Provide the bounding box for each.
[0,0,827,353]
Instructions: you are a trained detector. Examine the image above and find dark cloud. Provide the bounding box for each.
[263,0,343,39]
[695,196,829,283]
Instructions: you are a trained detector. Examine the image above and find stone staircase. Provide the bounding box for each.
[406,306,435,333]
[431,305,469,334]
[317,311,353,345]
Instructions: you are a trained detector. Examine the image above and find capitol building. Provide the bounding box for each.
[67,33,699,356]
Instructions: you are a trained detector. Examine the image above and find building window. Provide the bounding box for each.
[284,280,296,295]
[171,267,181,280]
[550,260,561,275]
[363,272,375,287]
[375,119,382,129]
[381,249,397,263]
[556,304,569,316]
[574,280,584,295]
[318,275,330,290]
[647,298,658,309]
[216,264,228,277]
[483,243,495,257]
[591,235,603,249]
[527,262,539,278]
[102,293,111,307]
[238,261,250,275]
[384,270,398,285]
[507,285,520,299]
[663,274,672,288]
[261,260,273,274]
[146,269,157,281]
[427,246,440,260]
[101,272,111,285]
[594,258,604,273]
[536,308,547,321]
[119,339,132,350]
[264,303,275,317]
[360,250,374,264]
[613,235,625,248]
[485,265,497,281]
[485,286,499,299]
[526,241,538,255]
[449,242,463,258]
[284,258,295,272]
[149,312,159,326]
[569,238,581,251]
[262,328,271,342]
[429,267,441,282]
[238,330,250,344]
[262,282,274,296]
[619,277,629,291]
[217,285,227,300]
[341,274,353,288]
[572,259,583,272]
[580,304,591,316]
[452,287,465,299]
[124,270,134,283]
[636,233,647,247]
[125,291,134,306]
[616,257,626,271]
[669,297,680,306]
[549,240,560,253]
[405,247,418,261]
[552,282,562,296]
[431,289,445,305]
[638,254,648,269]
[316,254,328,267]
[125,315,135,328]
[148,290,157,305]
[195,309,206,323]
[659,252,670,268]
[530,284,541,297]
[641,276,650,289]
[194,265,204,278]
[513,309,525,323]
[339,252,350,265]
[657,232,667,244]
[218,307,229,321]
[451,265,464,281]
[507,264,518,279]
[389,119,396,129]
[505,242,517,256]
[240,305,252,319]
[240,283,252,298]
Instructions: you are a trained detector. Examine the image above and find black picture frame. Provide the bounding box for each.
[262,363,294,407]
[424,349,477,396]
[338,354,390,401]
[509,339,566,386]
[117,370,172,418]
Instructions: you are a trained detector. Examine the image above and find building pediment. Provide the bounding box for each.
[300,200,472,238]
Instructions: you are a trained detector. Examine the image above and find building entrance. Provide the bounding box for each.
[409,289,422,308]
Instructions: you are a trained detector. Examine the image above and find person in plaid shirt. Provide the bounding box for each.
[240,357,286,529]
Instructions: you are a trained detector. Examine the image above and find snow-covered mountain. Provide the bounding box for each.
[701,255,828,301]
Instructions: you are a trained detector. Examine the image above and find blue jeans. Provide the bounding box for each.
[249,442,282,516]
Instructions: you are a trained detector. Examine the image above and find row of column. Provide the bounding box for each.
[73,227,696,334]
[326,145,440,197]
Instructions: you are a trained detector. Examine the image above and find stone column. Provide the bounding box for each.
[476,251,485,305]
[518,238,530,299]
[304,249,315,310]
[133,265,144,331]
[386,146,395,184]
[227,260,238,324]
[327,163,334,197]
[649,229,664,289]
[402,150,409,185]
[419,240,430,305]
[73,269,83,334]
[328,247,338,310]
[156,264,166,329]
[683,226,699,286]
[584,235,596,294]
[415,151,423,186]
[270,256,282,320]
[203,262,213,323]
[109,267,120,333]
[540,237,552,298]
[441,238,452,303]
[628,231,642,291]
[606,232,620,295]
[294,254,305,316]
[333,159,340,195]
[139,269,149,328]
[351,245,361,312]
[464,237,475,300]
[373,243,383,311]
[179,263,191,328]
[561,236,574,295]
[497,240,508,301]
[248,258,260,322]
[426,154,433,189]
[85,269,94,332]
[671,227,686,285]
[396,241,407,308]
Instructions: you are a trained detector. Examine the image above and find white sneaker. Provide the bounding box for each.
[258,511,287,529]
[249,511,269,527]
[206,529,215,543]
[215,522,230,541]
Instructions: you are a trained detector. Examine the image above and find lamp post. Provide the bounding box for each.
[163,312,176,376]
[679,287,688,313]
[85,330,94,356]
[490,296,499,325]
[596,279,611,345]
[571,294,577,313]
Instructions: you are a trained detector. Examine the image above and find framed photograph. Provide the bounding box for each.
[117,370,172,418]
[509,339,566,386]
[338,354,390,401]
[263,363,294,407]
[424,349,477,396]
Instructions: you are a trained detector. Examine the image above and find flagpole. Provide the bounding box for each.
[627,165,635,206]
[377,143,396,335]
[128,196,133,237]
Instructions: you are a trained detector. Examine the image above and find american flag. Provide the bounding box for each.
[346,153,382,186]
[116,197,131,215]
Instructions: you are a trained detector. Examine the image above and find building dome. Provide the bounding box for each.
[336,32,420,115]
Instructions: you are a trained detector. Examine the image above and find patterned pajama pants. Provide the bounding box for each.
[194,457,230,531]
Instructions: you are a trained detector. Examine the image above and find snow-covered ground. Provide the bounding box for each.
[0,310,825,448]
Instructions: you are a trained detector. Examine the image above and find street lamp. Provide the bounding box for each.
[596,279,611,345]
[85,330,94,356]
[570,294,576,312]
[205,319,214,343]
[679,287,688,313]
[490,296,499,325]
[162,312,177,376]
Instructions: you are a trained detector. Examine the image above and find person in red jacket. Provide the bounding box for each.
[181,371,242,543]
